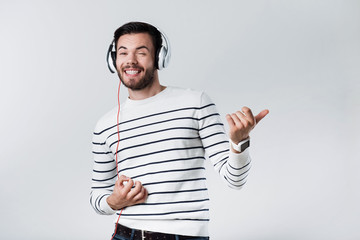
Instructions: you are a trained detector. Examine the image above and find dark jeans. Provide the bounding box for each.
[112,231,209,240]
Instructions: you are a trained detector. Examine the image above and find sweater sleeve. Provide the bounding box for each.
[197,92,251,189]
[89,121,118,215]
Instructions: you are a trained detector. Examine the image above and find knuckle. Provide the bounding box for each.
[119,192,127,199]
[138,191,145,199]
[125,194,133,201]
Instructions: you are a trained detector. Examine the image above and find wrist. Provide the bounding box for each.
[100,195,118,214]
[106,194,122,210]
[230,138,250,153]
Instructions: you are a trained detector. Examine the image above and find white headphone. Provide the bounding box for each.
[106,28,171,73]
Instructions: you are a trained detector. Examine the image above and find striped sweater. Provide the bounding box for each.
[90,86,251,237]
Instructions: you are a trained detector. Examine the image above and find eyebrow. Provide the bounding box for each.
[118,46,150,51]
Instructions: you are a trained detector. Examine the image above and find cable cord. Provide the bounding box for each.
[110,80,124,240]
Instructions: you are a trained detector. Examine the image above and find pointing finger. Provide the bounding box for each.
[123,178,134,192]
[116,175,129,187]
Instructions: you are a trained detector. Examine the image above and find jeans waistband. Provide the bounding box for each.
[114,224,205,240]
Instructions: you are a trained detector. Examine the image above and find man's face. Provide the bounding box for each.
[115,33,157,90]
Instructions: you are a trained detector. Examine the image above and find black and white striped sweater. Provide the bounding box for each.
[90,86,251,237]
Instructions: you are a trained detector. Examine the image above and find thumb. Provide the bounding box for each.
[255,109,269,124]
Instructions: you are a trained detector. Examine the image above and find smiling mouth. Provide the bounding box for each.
[125,70,140,75]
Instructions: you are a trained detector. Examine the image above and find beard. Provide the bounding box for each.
[117,65,156,91]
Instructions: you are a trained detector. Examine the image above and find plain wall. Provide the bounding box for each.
[0,0,359,239]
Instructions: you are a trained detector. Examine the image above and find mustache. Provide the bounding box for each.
[122,65,144,71]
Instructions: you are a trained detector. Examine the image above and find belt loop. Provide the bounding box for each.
[141,230,145,240]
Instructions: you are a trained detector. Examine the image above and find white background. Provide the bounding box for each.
[1,0,359,239]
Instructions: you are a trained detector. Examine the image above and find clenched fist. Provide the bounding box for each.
[107,175,148,210]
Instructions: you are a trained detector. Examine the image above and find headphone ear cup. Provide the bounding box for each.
[106,41,117,73]
[156,29,171,70]
[111,51,116,68]
[157,46,167,70]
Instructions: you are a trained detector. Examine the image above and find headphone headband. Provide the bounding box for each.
[106,28,171,73]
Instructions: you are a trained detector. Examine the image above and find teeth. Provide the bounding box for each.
[125,70,139,74]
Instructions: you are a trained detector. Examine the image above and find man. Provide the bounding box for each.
[90,22,268,240]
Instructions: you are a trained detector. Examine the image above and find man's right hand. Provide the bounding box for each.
[106,175,148,210]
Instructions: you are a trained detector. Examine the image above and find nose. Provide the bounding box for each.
[126,52,138,65]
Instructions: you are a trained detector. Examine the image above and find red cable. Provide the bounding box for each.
[110,80,123,240]
[115,80,121,178]
[111,208,124,240]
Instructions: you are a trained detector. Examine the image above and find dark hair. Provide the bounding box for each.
[114,22,163,67]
